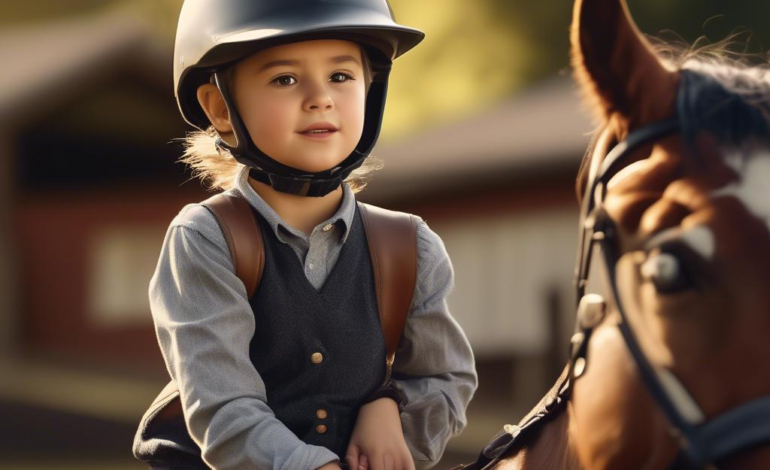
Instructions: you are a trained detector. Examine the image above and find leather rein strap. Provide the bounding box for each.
[452,366,572,470]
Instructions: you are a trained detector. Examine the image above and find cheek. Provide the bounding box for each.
[335,86,366,141]
[238,92,296,150]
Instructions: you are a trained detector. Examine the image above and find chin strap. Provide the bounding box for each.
[244,166,344,197]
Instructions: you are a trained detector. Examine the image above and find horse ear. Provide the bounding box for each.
[570,0,679,134]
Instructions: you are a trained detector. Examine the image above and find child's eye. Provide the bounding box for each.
[330,72,355,83]
[272,75,297,87]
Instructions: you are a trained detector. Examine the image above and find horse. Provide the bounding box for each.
[454,0,770,468]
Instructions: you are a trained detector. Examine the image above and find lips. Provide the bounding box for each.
[299,122,339,134]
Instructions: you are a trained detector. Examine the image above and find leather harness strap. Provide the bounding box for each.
[201,193,264,298]
[359,202,419,379]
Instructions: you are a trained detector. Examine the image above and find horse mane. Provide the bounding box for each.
[663,35,770,146]
[652,31,770,106]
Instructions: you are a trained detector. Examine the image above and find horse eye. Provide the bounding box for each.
[641,252,689,293]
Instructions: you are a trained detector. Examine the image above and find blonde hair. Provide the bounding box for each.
[178,46,382,193]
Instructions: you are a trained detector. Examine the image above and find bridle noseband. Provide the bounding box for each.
[569,114,770,469]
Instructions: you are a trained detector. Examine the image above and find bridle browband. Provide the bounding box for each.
[570,94,770,468]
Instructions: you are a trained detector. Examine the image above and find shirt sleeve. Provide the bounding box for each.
[149,203,340,470]
[391,219,479,470]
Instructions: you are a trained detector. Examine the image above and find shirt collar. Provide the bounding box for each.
[234,165,356,245]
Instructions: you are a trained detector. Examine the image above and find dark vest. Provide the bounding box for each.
[248,204,387,457]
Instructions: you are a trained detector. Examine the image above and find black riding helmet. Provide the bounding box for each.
[174,0,425,197]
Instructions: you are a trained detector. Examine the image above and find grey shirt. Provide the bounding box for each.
[150,166,477,470]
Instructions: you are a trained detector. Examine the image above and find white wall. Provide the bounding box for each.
[429,206,580,358]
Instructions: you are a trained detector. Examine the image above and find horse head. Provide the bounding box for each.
[458,1,770,469]
[568,0,770,468]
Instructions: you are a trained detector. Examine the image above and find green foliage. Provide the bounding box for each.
[486,0,770,83]
[629,0,770,53]
[386,0,770,138]
[384,0,531,139]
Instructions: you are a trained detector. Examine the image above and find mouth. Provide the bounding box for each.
[298,122,339,139]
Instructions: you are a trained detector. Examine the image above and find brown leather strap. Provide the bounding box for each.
[201,193,264,298]
[358,202,419,380]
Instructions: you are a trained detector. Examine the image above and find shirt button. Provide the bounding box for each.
[316,409,328,419]
[308,263,315,270]
[316,424,328,434]
[322,223,334,232]
[311,352,324,364]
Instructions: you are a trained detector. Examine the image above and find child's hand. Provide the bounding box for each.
[346,397,415,470]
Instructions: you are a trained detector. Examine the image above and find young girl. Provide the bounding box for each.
[138,1,477,469]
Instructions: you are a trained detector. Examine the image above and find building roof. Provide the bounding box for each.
[365,77,597,200]
[0,12,166,127]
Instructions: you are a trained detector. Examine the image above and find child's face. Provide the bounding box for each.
[232,39,367,173]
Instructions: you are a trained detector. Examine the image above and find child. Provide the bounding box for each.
[139,1,477,469]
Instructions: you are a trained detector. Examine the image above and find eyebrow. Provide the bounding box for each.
[258,55,361,72]
[331,55,361,66]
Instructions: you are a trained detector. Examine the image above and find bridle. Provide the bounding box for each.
[568,80,770,469]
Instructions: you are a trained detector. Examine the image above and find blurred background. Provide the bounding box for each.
[1,1,768,468]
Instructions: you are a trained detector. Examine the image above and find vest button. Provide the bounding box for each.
[311,352,324,364]
[316,409,328,419]
[316,424,328,434]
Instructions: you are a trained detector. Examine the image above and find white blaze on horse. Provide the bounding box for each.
[455,0,770,469]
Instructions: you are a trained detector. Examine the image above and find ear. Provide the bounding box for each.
[570,0,680,135]
[196,83,233,134]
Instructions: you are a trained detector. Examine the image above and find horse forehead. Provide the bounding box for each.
[712,149,770,231]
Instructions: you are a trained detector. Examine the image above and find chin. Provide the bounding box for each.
[288,151,350,173]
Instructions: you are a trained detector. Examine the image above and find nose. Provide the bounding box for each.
[302,79,334,112]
